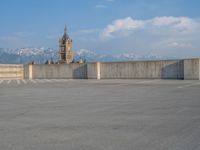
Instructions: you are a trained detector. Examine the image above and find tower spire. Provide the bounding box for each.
[64,24,67,33]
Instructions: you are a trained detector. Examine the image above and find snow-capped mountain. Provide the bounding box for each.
[1,47,56,56]
[74,49,163,62]
[0,47,59,64]
[0,48,163,64]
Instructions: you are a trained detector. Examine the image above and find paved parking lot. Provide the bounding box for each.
[0,79,200,150]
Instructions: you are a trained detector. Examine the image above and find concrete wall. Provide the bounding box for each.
[27,63,87,79]
[87,62,100,79]
[184,58,200,80]
[23,64,30,79]
[0,64,24,79]
[100,60,184,79]
[1,58,200,80]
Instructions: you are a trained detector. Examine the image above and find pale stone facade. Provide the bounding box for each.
[59,26,74,64]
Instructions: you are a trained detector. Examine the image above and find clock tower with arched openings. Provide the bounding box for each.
[59,25,74,64]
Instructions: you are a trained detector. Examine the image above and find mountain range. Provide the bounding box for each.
[0,48,163,64]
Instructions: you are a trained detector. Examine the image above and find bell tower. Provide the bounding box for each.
[59,25,74,64]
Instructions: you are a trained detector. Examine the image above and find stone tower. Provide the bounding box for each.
[59,25,73,64]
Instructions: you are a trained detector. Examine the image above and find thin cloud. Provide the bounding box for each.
[102,17,144,37]
[101,16,200,38]
[149,16,199,32]
[95,4,107,9]
[170,42,192,48]
[106,0,115,2]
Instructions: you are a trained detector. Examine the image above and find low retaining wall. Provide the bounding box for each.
[0,64,24,79]
[1,58,200,80]
[184,58,200,80]
[24,64,87,79]
[87,62,100,79]
[100,60,184,79]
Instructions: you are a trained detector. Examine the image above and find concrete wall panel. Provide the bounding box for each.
[0,64,24,79]
[31,64,87,79]
[100,60,184,79]
[184,59,200,80]
[87,63,98,79]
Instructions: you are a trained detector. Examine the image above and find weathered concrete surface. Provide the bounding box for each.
[100,60,184,79]
[184,58,200,80]
[29,64,87,79]
[1,58,200,80]
[23,64,30,79]
[24,60,185,80]
[86,62,98,79]
[0,64,23,79]
[0,79,200,150]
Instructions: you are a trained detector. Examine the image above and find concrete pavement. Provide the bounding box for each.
[0,79,200,150]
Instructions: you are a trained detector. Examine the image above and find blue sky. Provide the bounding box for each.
[0,0,200,57]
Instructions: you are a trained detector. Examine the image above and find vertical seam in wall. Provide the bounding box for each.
[97,62,101,80]
[22,66,24,79]
[199,58,200,80]
[29,65,33,79]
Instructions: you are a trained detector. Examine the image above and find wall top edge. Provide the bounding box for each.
[0,64,23,66]
[183,58,200,60]
[94,60,181,63]
[91,58,200,63]
[1,58,200,66]
[24,63,87,66]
